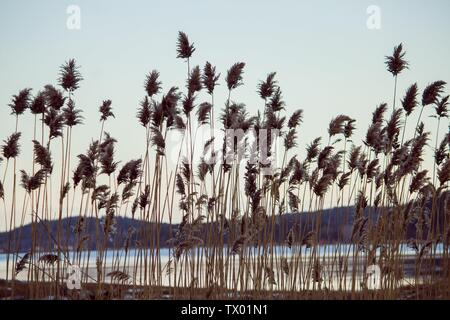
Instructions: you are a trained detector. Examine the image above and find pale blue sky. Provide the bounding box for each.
[0,0,449,229]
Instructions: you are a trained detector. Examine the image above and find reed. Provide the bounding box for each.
[0,38,449,300]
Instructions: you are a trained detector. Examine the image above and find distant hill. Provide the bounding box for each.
[0,198,445,253]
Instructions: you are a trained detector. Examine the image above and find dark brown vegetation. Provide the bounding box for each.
[0,33,449,300]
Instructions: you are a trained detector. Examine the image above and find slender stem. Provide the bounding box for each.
[393,75,398,112]
[433,118,441,186]
[414,105,425,138]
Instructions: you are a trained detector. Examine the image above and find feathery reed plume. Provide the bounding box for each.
[257,72,277,100]
[59,58,83,92]
[144,70,162,97]
[386,44,408,110]
[117,159,142,185]
[244,161,257,195]
[265,106,285,130]
[2,132,21,159]
[63,99,84,127]
[187,65,202,95]
[72,166,82,188]
[285,225,296,248]
[139,185,150,210]
[356,152,368,178]
[431,95,449,184]
[202,62,220,94]
[150,126,166,156]
[8,88,31,116]
[32,140,52,172]
[159,87,181,127]
[289,159,307,185]
[197,158,209,182]
[221,102,254,130]
[351,216,368,251]
[323,151,343,180]
[418,240,433,261]
[284,129,297,150]
[265,267,276,285]
[355,191,368,213]
[309,171,319,194]
[435,133,449,166]
[74,141,99,189]
[176,31,195,59]
[44,108,64,139]
[61,182,70,200]
[99,133,119,176]
[314,174,333,197]
[338,171,352,190]
[422,81,447,106]
[385,43,408,76]
[366,159,379,182]
[434,95,449,119]
[318,146,333,169]
[101,194,119,237]
[38,254,59,265]
[372,103,388,124]
[312,259,323,283]
[207,197,216,215]
[174,237,203,260]
[306,137,321,162]
[401,83,418,116]
[416,122,425,136]
[107,270,131,283]
[245,165,262,213]
[385,108,403,152]
[400,132,429,176]
[344,119,356,139]
[301,231,315,248]
[438,158,450,186]
[392,141,410,166]
[176,173,185,197]
[180,157,191,183]
[288,109,303,129]
[268,87,285,112]
[182,93,196,116]
[20,169,47,193]
[288,190,300,212]
[30,91,46,115]
[15,252,30,275]
[226,62,246,91]
[328,115,351,137]
[44,84,66,110]
[99,100,115,121]
[137,96,152,127]
[92,186,109,204]
[231,235,248,255]
[365,121,384,154]
[410,170,429,194]
[281,257,290,276]
[196,102,212,125]
[347,145,361,171]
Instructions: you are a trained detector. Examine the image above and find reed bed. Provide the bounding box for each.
[0,34,449,300]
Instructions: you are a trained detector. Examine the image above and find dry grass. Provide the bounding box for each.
[0,34,449,300]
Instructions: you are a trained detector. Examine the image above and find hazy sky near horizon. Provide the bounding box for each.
[0,0,450,230]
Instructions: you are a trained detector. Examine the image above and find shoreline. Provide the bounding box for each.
[1,279,449,300]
